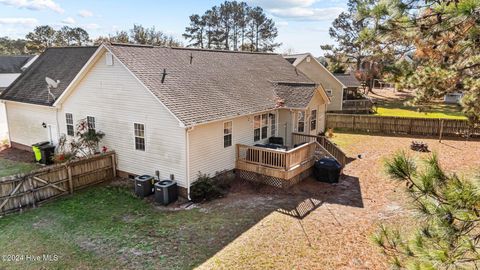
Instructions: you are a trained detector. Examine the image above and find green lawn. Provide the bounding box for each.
[0,158,38,177]
[0,185,267,270]
[375,100,466,119]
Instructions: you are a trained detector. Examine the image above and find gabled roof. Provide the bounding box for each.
[106,44,316,126]
[283,53,347,89]
[273,82,317,108]
[333,73,361,88]
[0,55,34,73]
[0,46,98,106]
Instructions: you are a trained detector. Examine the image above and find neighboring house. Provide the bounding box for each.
[444,92,463,104]
[284,53,350,112]
[333,73,362,99]
[1,44,329,195]
[0,55,38,141]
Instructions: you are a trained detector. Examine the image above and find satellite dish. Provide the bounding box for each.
[45,77,60,89]
[45,77,60,102]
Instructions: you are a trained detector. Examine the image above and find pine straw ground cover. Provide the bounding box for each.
[0,134,478,269]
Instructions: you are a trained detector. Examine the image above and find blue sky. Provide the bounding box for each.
[0,0,347,56]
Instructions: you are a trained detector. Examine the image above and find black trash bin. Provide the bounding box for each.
[32,142,55,165]
[134,175,155,198]
[314,158,342,183]
[154,180,178,205]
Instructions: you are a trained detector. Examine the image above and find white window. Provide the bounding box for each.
[297,111,305,133]
[134,123,145,151]
[66,113,74,136]
[87,116,96,133]
[326,89,333,96]
[270,113,276,137]
[310,110,317,131]
[253,114,268,142]
[261,114,268,139]
[223,121,232,148]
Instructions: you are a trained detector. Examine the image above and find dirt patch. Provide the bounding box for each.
[197,134,480,270]
[0,147,35,163]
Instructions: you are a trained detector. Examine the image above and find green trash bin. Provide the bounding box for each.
[32,141,53,164]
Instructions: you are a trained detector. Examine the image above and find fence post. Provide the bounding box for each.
[67,166,73,194]
[111,154,117,178]
[27,177,36,208]
[439,119,444,142]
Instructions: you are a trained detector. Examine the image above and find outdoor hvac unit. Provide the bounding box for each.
[134,175,155,198]
[154,180,178,205]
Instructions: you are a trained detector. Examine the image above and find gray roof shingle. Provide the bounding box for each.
[107,44,315,126]
[0,46,98,105]
[274,82,316,108]
[0,55,33,73]
[333,73,361,88]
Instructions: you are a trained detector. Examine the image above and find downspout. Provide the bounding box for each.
[2,101,12,147]
[55,106,61,144]
[185,126,193,201]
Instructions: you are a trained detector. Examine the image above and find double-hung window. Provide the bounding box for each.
[223,121,232,148]
[270,113,276,137]
[66,113,74,136]
[253,114,268,142]
[310,110,317,131]
[134,123,145,151]
[87,116,96,133]
[297,111,305,133]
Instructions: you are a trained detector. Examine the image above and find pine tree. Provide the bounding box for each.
[183,1,280,52]
[375,0,480,123]
[375,152,480,269]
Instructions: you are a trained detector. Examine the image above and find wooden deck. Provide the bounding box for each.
[235,141,333,188]
[342,99,375,113]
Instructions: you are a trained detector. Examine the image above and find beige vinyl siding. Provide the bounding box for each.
[189,113,274,182]
[0,103,7,140]
[59,51,187,187]
[295,60,344,111]
[307,91,327,134]
[5,102,56,146]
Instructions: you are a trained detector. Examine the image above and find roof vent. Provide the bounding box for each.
[161,69,168,84]
[189,53,193,64]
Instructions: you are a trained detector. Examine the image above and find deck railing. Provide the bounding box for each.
[236,141,316,172]
[292,133,348,167]
[342,99,374,112]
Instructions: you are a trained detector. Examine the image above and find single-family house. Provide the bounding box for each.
[1,44,331,196]
[284,53,373,113]
[0,55,38,140]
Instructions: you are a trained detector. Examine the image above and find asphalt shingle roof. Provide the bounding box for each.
[0,46,98,106]
[107,44,315,126]
[273,82,316,108]
[333,73,361,88]
[0,55,33,73]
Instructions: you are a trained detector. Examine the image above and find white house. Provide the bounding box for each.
[1,44,330,196]
[0,55,37,141]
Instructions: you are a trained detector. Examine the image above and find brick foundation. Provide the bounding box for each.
[10,141,33,152]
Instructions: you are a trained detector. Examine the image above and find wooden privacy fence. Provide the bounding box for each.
[0,151,116,216]
[292,133,348,167]
[326,113,480,137]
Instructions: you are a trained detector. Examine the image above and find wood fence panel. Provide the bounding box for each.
[0,152,115,216]
[326,114,479,137]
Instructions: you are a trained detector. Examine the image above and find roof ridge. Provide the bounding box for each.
[171,46,278,55]
[45,46,99,50]
[109,42,278,55]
